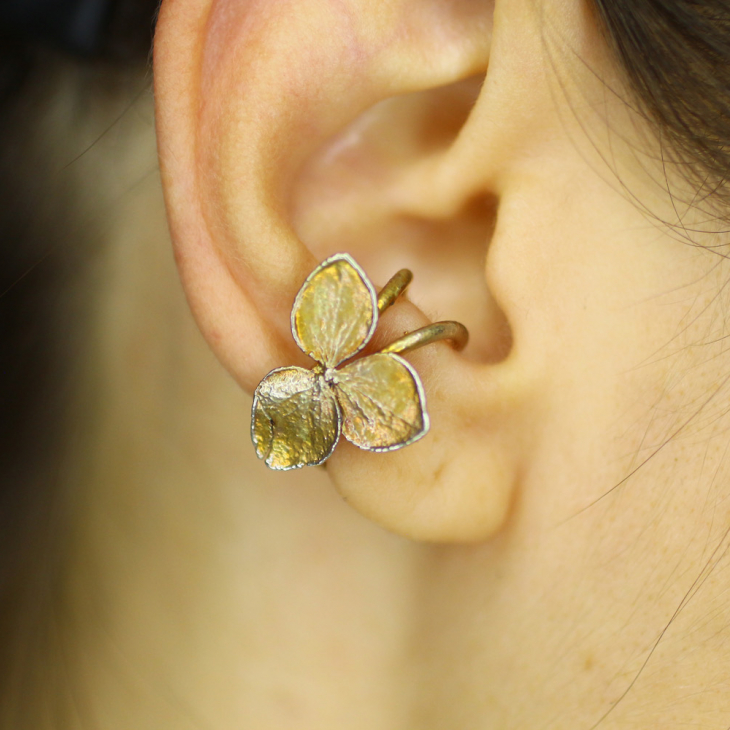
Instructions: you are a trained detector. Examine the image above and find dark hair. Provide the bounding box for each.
[0,1,159,719]
[594,0,730,220]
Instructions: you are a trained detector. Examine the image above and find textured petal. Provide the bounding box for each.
[252,367,340,470]
[291,253,377,368]
[335,353,428,452]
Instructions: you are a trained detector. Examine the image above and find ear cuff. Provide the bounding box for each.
[251,253,468,470]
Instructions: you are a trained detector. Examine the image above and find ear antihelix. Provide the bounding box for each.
[164,0,492,299]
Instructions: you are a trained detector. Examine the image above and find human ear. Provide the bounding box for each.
[153,0,528,542]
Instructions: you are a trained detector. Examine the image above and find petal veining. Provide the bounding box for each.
[291,253,377,368]
[336,353,428,452]
[252,366,340,469]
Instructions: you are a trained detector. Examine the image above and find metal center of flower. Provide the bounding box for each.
[323,368,339,385]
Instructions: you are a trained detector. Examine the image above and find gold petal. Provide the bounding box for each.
[252,367,340,470]
[291,253,377,368]
[335,353,428,452]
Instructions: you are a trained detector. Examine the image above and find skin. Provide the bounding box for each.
[35,0,730,727]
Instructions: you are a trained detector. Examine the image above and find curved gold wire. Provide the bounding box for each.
[375,269,468,354]
[377,269,413,314]
[379,321,469,355]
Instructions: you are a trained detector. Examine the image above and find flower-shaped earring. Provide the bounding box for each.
[252,253,468,470]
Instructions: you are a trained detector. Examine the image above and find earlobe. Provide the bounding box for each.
[154,0,525,542]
